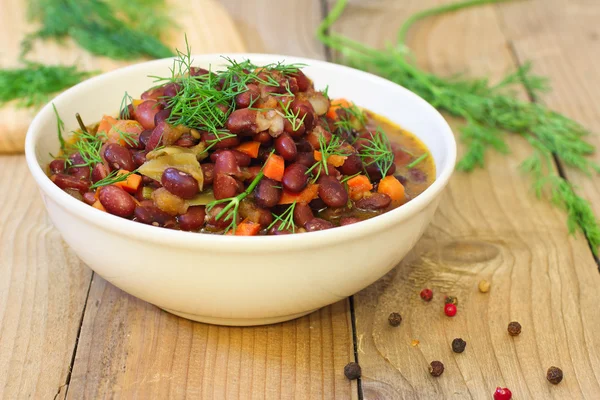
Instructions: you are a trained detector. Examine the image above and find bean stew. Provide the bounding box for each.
[47,58,434,235]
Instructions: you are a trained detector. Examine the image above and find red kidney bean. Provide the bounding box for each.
[206,204,241,229]
[283,118,305,138]
[282,163,308,193]
[174,133,196,148]
[163,83,180,98]
[134,205,176,227]
[290,99,315,130]
[146,123,164,151]
[254,131,272,145]
[139,129,152,148]
[409,169,427,183]
[290,70,311,92]
[240,199,272,227]
[67,153,90,180]
[213,174,241,199]
[178,206,206,231]
[318,175,348,208]
[293,203,314,227]
[49,159,65,174]
[190,67,210,76]
[132,151,147,167]
[210,149,250,167]
[51,173,90,193]
[340,216,361,226]
[257,146,275,163]
[274,133,297,161]
[82,192,97,205]
[104,143,136,171]
[120,104,135,120]
[201,163,215,185]
[135,100,163,130]
[305,218,334,232]
[99,185,136,217]
[201,131,240,149]
[213,150,242,177]
[269,221,292,235]
[141,85,166,101]
[295,139,314,153]
[309,198,327,211]
[355,193,391,210]
[161,168,199,199]
[394,174,408,185]
[226,109,259,135]
[295,152,315,169]
[339,154,363,175]
[254,178,282,208]
[306,126,331,150]
[242,166,262,182]
[154,108,171,127]
[286,77,300,93]
[91,163,109,183]
[235,83,260,109]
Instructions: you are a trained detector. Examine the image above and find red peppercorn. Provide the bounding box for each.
[444,303,457,317]
[493,387,512,400]
[420,288,433,301]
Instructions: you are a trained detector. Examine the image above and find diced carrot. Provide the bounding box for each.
[377,176,405,201]
[347,175,373,201]
[314,151,347,167]
[234,219,262,236]
[92,200,106,212]
[278,184,320,205]
[263,153,285,181]
[97,115,118,135]
[236,141,261,158]
[114,170,142,193]
[326,98,352,120]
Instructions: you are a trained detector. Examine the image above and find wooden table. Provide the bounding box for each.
[2,0,600,398]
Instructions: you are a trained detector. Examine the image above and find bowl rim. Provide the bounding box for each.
[25,53,456,251]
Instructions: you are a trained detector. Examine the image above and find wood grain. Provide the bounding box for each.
[494,0,600,251]
[0,156,92,399]
[66,1,357,398]
[328,0,600,398]
[0,0,245,153]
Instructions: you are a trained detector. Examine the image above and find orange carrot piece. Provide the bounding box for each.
[234,219,262,236]
[347,175,373,201]
[278,184,319,205]
[92,200,106,212]
[115,170,142,193]
[264,154,285,181]
[97,115,118,135]
[326,98,352,120]
[313,151,347,167]
[236,141,261,158]
[377,176,405,201]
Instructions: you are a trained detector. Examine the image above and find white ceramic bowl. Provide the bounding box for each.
[25,54,456,326]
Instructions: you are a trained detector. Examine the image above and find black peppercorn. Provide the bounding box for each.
[444,296,458,305]
[388,312,402,327]
[452,338,467,353]
[429,361,444,377]
[546,366,563,384]
[344,362,361,380]
[507,321,522,336]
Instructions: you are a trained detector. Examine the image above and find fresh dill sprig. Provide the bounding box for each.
[90,169,135,190]
[25,0,174,60]
[119,91,133,119]
[0,62,92,108]
[334,103,366,137]
[307,134,352,181]
[407,153,428,169]
[268,202,297,233]
[358,127,394,177]
[52,103,67,153]
[206,170,266,234]
[317,0,600,253]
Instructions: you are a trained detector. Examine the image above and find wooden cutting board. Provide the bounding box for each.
[0,0,246,153]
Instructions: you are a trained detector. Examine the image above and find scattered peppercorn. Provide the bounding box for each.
[343,362,361,380]
[507,321,522,336]
[451,338,467,353]
[429,361,444,377]
[493,387,512,400]
[411,339,420,347]
[546,366,563,384]
[478,279,491,293]
[420,288,433,301]
[388,312,402,327]
[444,303,457,317]
[444,295,458,305]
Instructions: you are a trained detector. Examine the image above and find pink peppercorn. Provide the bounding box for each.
[420,288,433,301]
[493,387,512,400]
[444,303,457,317]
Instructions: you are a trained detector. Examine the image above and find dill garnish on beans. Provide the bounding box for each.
[47,47,434,236]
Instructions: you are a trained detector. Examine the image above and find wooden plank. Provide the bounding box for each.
[0,156,92,399]
[0,0,246,153]
[494,0,600,245]
[67,1,357,398]
[327,0,600,398]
